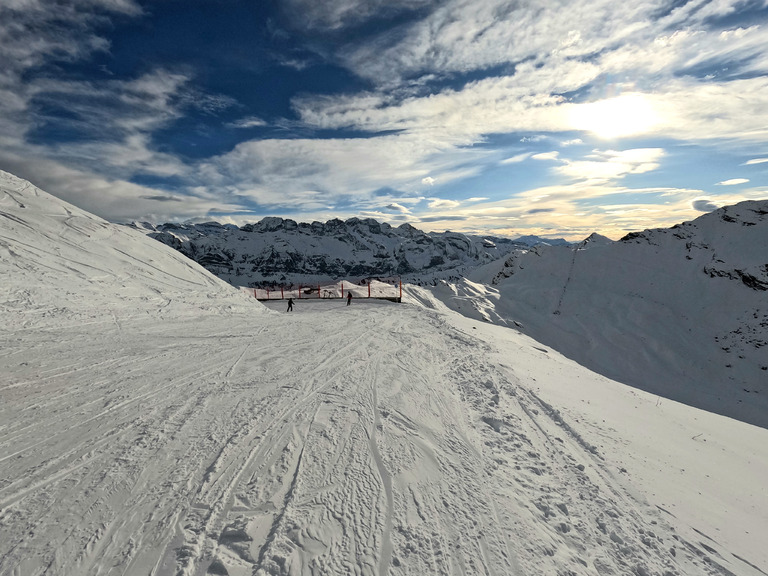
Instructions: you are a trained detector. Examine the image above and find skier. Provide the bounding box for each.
[286,297,294,312]
[346,292,352,306]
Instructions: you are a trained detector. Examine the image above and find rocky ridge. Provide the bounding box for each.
[137,217,567,286]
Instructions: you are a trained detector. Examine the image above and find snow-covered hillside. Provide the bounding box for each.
[2,171,767,576]
[137,217,529,287]
[0,170,257,326]
[424,203,768,429]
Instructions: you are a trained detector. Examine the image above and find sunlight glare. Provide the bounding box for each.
[569,94,659,139]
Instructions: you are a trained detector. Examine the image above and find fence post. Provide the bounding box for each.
[341,283,344,298]
[368,282,371,298]
[281,286,284,299]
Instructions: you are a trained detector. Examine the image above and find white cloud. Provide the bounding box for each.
[532,151,560,161]
[294,62,768,180]
[338,0,660,87]
[0,0,141,74]
[0,0,145,147]
[501,152,531,164]
[294,59,600,141]
[556,148,665,182]
[341,0,768,93]
[299,0,768,151]
[65,133,187,178]
[422,176,436,185]
[408,182,722,240]
[24,70,195,180]
[0,150,237,222]
[281,0,432,32]
[201,133,491,210]
[744,158,768,165]
[0,4,214,220]
[384,202,411,213]
[663,0,764,28]
[229,116,269,129]
[428,198,460,209]
[645,78,768,142]
[692,199,719,212]
[717,178,749,185]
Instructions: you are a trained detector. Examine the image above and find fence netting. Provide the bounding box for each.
[241,278,401,302]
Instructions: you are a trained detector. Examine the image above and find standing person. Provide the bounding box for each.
[287,297,294,312]
[346,292,352,306]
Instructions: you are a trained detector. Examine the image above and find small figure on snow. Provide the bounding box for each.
[346,292,352,306]
[286,297,294,312]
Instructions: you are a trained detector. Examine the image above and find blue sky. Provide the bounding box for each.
[1,0,767,239]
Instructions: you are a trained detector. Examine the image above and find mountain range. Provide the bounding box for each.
[134,218,568,286]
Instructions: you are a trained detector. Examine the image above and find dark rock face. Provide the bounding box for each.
[704,266,768,291]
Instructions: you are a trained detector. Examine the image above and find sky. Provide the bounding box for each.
[1,0,768,240]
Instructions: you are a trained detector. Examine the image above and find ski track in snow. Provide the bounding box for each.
[2,297,760,576]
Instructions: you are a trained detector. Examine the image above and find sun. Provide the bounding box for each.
[569,93,659,139]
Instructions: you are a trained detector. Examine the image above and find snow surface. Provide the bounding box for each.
[2,170,768,576]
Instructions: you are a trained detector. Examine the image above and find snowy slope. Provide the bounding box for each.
[424,203,768,429]
[0,170,259,328]
[2,172,768,576]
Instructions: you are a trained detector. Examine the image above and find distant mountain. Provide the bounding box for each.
[580,232,614,247]
[512,234,571,246]
[135,217,549,286]
[423,200,768,428]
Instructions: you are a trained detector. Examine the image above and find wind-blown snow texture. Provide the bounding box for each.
[424,204,768,429]
[137,218,541,286]
[2,170,767,576]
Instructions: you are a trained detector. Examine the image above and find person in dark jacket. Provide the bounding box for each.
[346,292,352,306]
[287,297,294,312]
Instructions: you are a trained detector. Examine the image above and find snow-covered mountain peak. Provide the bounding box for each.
[615,200,768,292]
[581,232,614,246]
[141,216,523,286]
